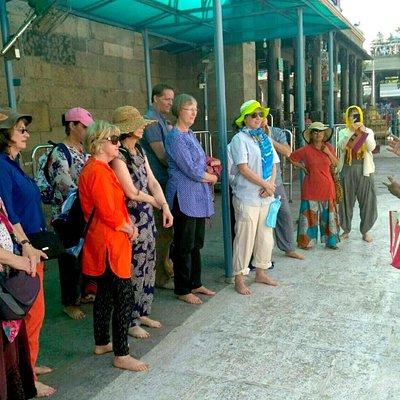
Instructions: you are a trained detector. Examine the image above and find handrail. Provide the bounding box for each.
[31,144,52,177]
[193,130,213,156]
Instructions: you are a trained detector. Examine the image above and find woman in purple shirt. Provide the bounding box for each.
[165,94,218,304]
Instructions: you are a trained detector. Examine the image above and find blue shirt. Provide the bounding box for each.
[0,152,46,234]
[270,127,288,186]
[141,106,169,186]
[165,127,214,218]
[230,130,280,206]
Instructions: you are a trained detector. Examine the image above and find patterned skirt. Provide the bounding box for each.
[297,199,340,249]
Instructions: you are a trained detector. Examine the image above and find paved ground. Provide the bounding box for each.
[39,150,400,399]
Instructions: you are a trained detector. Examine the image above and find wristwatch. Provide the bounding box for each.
[20,239,31,246]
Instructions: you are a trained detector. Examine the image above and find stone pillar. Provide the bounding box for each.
[356,59,363,106]
[349,53,357,105]
[340,47,349,112]
[375,73,381,104]
[267,38,283,126]
[283,61,291,122]
[224,43,257,128]
[311,35,323,122]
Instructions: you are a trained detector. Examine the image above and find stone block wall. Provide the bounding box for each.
[1,1,257,163]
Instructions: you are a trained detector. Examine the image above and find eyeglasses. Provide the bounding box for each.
[247,112,264,119]
[15,128,28,134]
[182,107,198,113]
[105,135,120,145]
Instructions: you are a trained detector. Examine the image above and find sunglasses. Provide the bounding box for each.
[247,112,264,119]
[16,128,28,134]
[310,129,324,134]
[105,135,120,145]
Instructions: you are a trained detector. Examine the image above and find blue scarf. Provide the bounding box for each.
[242,127,274,180]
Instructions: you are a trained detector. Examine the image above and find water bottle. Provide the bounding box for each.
[265,196,281,228]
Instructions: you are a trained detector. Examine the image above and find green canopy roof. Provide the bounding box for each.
[29,0,352,51]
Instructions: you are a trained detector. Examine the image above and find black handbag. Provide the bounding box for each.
[27,230,64,260]
[0,268,40,321]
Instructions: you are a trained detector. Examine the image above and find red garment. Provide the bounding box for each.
[79,158,132,279]
[290,143,336,201]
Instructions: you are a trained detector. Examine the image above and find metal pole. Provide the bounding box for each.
[213,0,232,279]
[327,30,334,127]
[296,8,305,144]
[371,59,376,106]
[142,29,152,109]
[0,0,16,109]
[203,61,209,132]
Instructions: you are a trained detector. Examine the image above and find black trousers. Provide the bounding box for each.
[172,196,205,296]
[93,264,133,357]
[57,251,82,306]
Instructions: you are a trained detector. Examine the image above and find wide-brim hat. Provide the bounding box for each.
[112,106,156,134]
[0,108,32,129]
[303,121,332,144]
[234,100,269,127]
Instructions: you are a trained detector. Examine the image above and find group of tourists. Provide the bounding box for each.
[0,82,379,399]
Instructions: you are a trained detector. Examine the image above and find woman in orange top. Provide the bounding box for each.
[79,120,149,372]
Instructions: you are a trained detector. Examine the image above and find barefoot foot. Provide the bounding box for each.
[177,293,203,304]
[139,316,162,329]
[191,286,216,296]
[255,269,278,286]
[94,342,113,355]
[234,275,251,295]
[285,250,305,260]
[63,305,85,320]
[362,233,373,243]
[128,326,150,339]
[35,381,56,397]
[113,355,149,372]
[340,232,349,240]
[34,366,53,376]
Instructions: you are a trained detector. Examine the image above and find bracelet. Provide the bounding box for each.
[20,239,31,246]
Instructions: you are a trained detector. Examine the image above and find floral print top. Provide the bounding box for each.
[47,144,89,219]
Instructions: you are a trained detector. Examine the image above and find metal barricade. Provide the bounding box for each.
[333,124,346,155]
[281,129,294,203]
[194,130,213,156]
[31,144,53,178]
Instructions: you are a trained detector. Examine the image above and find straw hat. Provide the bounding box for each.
[302,121,332,144]
[112,106,156,134]
[234,100,269,127]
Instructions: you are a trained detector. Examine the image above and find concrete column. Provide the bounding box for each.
[340,47,349,111]
[267,38,283,126]
[283,61,291,122]
[356,59,363,106]
[311,35,323,122]
[349,53,357,105]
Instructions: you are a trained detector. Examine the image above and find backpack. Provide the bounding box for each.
[35,141,72,205]
[52,189,95,257]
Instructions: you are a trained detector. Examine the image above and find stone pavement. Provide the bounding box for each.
[42,151,400,399]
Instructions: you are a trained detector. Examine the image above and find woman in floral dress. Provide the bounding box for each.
[111,106,173,339]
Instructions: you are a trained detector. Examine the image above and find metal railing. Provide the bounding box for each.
[194,130,213,156]
[31,144,53,178]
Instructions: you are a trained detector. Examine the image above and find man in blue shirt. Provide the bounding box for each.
[141,84,175,289]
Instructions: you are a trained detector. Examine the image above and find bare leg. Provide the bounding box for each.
[113,355,149,372]
[34,366,53,375]
[255,268,278,286]
[234,274,251,295]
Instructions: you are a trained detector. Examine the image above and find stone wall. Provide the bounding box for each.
[1,1,256,162]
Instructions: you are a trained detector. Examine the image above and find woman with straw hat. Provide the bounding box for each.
[229,100,280,296]
[290,121,340,250]
[111,106,173,338]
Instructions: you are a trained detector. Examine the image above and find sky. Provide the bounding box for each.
[340,0,399,52]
